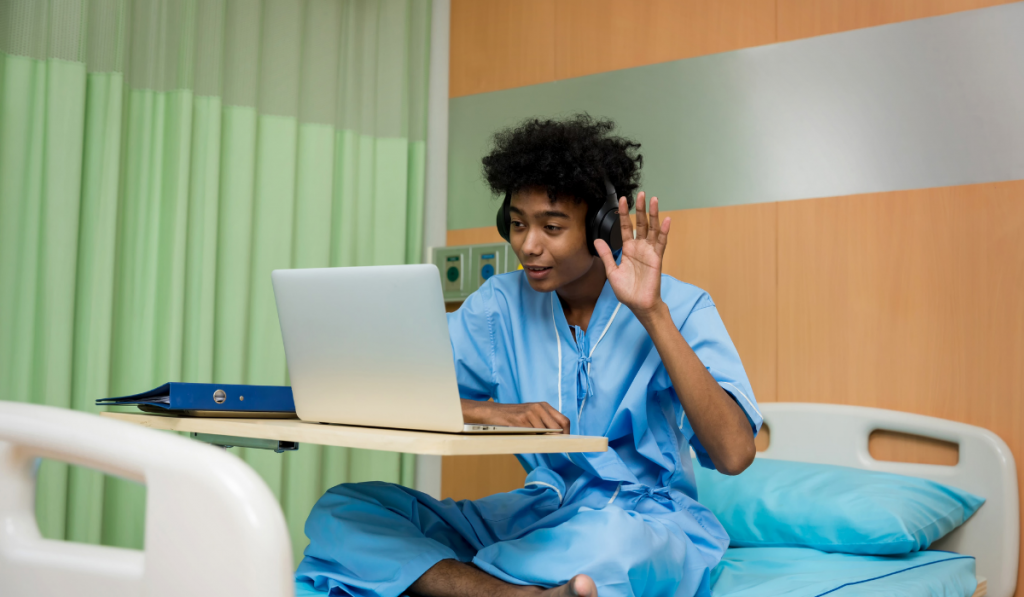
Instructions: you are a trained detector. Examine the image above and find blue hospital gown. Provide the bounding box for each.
[295,270,762,597]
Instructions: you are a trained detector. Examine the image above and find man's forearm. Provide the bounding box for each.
[635,302,755,475]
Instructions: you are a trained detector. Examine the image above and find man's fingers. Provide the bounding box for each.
[647,196,660,243]
[635,191,648,240]
[617,196,633,241]
[540,403,573,432]
[538,411,562,433]
[656,217,671,257]
[512,403,571,433]
[541,403,572,434]
[527,404,553,430]
[593,239,618,274]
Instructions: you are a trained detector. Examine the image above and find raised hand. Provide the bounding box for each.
[593,191,670,319]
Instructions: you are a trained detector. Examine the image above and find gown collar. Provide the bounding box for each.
[550,251,624,350]
[551,280,621,351]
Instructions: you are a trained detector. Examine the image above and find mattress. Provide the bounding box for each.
[293,547,978,597]
[711,547,978,597]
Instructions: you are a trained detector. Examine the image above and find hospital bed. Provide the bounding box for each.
[0,401,1018,597]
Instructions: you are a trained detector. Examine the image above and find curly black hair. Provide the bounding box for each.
[481,114,642,211]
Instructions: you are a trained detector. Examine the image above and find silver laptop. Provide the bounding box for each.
[271,264,559,434]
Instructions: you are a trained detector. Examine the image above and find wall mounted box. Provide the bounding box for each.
[431,243,520,302]
[469,243,520,291]
[474,247,499,285]
[432,246,471,301]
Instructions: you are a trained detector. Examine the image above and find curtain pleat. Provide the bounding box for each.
[0,0,431,565]
[65,70,124,546]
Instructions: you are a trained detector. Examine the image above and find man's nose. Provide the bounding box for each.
[521,228,544,256]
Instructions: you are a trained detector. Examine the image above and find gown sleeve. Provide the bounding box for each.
[446,284,498,401]
[677,298,763,470]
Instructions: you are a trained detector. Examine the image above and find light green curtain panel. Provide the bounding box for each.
[0,0,430,564]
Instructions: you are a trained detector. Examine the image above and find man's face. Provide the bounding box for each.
[508,186,598,293]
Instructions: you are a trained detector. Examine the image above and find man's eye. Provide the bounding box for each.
[545,225,561,231]
[511,220,525,228]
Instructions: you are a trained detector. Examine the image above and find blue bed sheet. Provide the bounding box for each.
[711,547,977,597]
[294,547,976,597]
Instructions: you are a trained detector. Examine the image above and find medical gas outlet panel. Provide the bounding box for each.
[431,243,521,302]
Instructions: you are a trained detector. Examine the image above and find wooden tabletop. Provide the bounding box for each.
[100,412,609,456]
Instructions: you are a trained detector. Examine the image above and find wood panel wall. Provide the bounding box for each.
[450,0,558,98]
[776,0,1019,41]
[551,0,776,82]
[777,181,1024,475]
[450,0,1020,97]
[447,2,1024,592]
[660,203,777,404]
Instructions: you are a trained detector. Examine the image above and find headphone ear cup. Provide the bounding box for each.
[496,197,511,242]
[587,206,623,256]
[603,210,623,253]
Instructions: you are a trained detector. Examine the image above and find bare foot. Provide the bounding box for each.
[542,574,597,597]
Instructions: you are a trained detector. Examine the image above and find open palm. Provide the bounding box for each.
[594,191,670,317]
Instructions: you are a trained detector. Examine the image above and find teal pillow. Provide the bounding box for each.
[694,458,985,555]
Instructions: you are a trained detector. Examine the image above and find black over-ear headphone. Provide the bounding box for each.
[495,176,623,257]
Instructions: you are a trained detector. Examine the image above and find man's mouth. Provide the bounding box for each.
[524,265,552,280]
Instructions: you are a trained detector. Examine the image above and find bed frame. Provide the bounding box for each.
[0,401,295,597]
[1,401,1017,597]
[758,403,1019,597]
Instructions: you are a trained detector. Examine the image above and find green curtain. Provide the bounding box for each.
[0,0,430,565]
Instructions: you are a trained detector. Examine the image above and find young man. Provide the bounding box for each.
[296,115,760,597]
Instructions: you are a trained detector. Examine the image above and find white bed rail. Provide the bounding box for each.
[758,402,1019,597]
[0,401,295,597]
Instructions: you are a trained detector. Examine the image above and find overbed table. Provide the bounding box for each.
[100,412,609,455]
